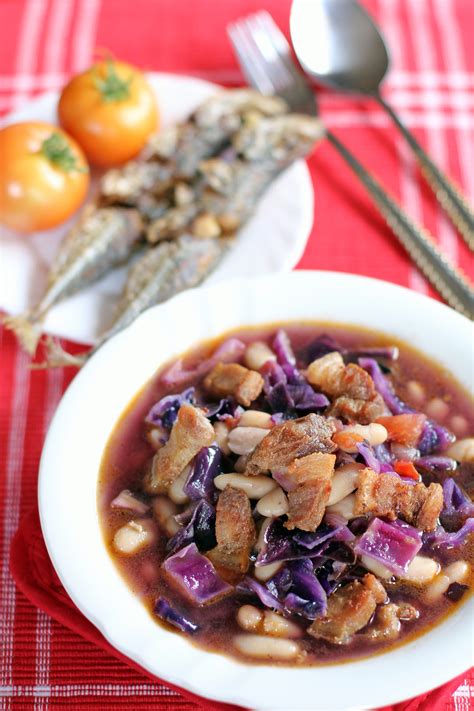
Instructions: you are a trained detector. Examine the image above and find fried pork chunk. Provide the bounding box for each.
[246,413,336,476]
[308,573,387,644]
[146,404,214,493]
[306,352,385,424]
[203,362,264,407]
[355,468,443,532]
[284,453,336,531]
[207,486,256,573]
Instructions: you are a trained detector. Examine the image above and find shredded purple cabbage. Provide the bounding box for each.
[262,355,328,415]
[236,577,284,611]
[359,358,455,454]
[256,519,353,566]
[166,499,216,555]
[440,479,474,532]
[415,456,457,472]
[154,597,198,633]
[184,446,221,502]
[356,441,381,473]
[162,543,232,605]
[161,338,246,387]
[425,519,474,549]
[201,398,243,421]
[110,489,149,515]
[354,518,422,575]
[145,387,195,430]
[302,334,341,364]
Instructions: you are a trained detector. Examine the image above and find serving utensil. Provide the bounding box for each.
[290,0,474,251]
[227,11,473,318]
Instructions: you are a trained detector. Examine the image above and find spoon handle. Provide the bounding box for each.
[376,94,474,251]
[325,129,473,318]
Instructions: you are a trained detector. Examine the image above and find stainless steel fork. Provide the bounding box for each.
[228,11,473,318]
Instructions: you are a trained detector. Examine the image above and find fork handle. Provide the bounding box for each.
[325,129,474,318]
[375,93,474,251]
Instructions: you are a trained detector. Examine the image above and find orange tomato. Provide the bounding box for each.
[376,414,427,448]
[332,430,364,451]
[0,121,89,233]
[58,59,158,167]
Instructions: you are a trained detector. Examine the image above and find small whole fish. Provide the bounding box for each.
[100,90,286,204]
[37,234,228,368]
[3,207,143,354]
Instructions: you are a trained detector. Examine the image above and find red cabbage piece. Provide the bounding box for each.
[273,329,297,368]
[184,445,221,502]
[356,441,381,473]
[166,499,216,555]
[440,478,474,532]
[416,456,457,472]
[236,577,284,611]
[417,420,455,455]
[282,560,327,619]
[256,519,353,566]
[359,358,454,454]
[145,387,195,430]
[425,519,474,549]
[354,518,422,576]
[162,543,232,605]
[261,358,328,415]
[317,560,348,596]
[346,346,399,362]
[359,357,408,415]
[154,597,198,633]
[266,566,292,599]
[110,489,149,515]
[302,334,341,364]
[201,398,243,421]
[161,338,246,387]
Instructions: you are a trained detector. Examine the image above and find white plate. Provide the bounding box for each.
[0,73,313,345]
[39,271,474,711]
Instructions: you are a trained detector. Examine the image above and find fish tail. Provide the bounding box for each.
[30,336,87,370]
[2,313,43,355]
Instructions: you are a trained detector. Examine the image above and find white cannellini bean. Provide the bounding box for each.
[153,496,181,536]
[262,611,302,639]
[256,486,289,517]
[168,467,190,505]
[146,427,165,451]
[402,556,440,585]
[213,421,230,455]
[338,423,388,452]
[424,560,469,602]
[425,397,450,422]
[234,634,300,660]
[327,463,362,506]
[237,605,263,632]
[326,493,357,520]
[214,473,277,499]
[228,426,269,455]
[234,455,248,472]
[113,519,155,555]
[254,561,283,582]
[244,341,276,371]
[446,438,474,463]
[238,410,272,429]
[450,415,468,437]
[407,380,425,406]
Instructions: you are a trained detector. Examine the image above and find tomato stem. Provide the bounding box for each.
[40,133,86,173]
[94,59,132,102]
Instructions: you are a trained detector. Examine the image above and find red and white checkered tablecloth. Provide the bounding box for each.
[0,0,473,709]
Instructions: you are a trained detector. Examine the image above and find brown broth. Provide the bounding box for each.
[98,322,474,666]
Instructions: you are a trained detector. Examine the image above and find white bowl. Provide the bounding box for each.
[39,271,473,711]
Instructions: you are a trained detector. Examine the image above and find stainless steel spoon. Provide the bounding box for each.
[290,0,474,250]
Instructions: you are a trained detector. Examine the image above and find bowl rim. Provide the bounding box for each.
[38,271,474,710]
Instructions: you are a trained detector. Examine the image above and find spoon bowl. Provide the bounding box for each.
[290,0,474,249]
[290,0,388,95]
